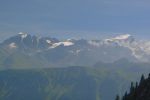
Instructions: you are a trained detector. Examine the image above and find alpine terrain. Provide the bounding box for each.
[0,33,150,100]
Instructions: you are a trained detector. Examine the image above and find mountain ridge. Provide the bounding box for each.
[0,33,150,68]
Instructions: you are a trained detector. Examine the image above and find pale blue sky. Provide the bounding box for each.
[0,0,150,39]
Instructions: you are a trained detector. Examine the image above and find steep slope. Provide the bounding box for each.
[0,67,100,100]
[0,63,150,100]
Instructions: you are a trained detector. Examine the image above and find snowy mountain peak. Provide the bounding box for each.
[50,41,74,49]
[18,32,26,35]
[46,40,52,44]
[113,34,131,40]
[9,42,17,49]
[105,34,135,43]
[3,32,150,63]
[18,32,28,39]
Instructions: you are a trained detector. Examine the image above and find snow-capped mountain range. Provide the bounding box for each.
[0,32,150,68]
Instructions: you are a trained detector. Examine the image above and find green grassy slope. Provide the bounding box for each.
[0,65,149,100]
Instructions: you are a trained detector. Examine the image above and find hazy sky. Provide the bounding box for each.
[0,0,150,39]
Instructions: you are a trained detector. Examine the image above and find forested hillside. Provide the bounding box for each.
[116,74,150,100]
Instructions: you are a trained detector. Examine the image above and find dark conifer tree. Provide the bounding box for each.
[122,91,128,100]
[135,82,138,89]
[130,82,134,93]
[116,74,150,100]
[140,74,145,84]
[115,95,120,100]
